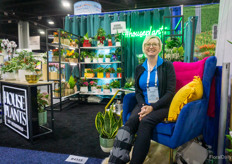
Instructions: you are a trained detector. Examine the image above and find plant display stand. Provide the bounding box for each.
[46,28,80,111]
[79,41,124,100]
[0,80,54,142]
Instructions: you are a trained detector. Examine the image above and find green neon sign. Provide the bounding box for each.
[123,26,168,38]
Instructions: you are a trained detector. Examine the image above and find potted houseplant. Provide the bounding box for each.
[70,39,79,48]
[54,88,65,97]
[80,51,91,63]
[1,61,17,80]
[91,52,97,63]
[96,85,102,93]
[110,80,120,93]
[105,68,111,78]
[94,67,104,78]
[78,78,89,92]
[115,32,121,46]
[65,50,79,63]
[98,54,104,63]
[37,90,49,126]
[82,32,92,47]
[109,67,115,78]
[89,80,97,93]
[103,84,110,93]
[53,32,59,43]
[116,67,122,78]
[95,109,122,152]
[107,34,112,46]
[84,68,95,78]
[105,54,111,63]
[95,27,106,47]
[65,75,76,95]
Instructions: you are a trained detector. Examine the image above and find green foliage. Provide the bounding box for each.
[110,80,120,88]
[228,40,232,44]
[124,78,135,88]
[96,27,106,37]
[136,54,147,64]
[165,37,182,49]
[37,90,49,113]
[105,54,111,58]
[94,67,104,73]
[68,75,76,89]
[1,61,17,73]
[107,34,112,39]
[98,54,104,58]
[95,109,122,139]
[226,128,232,153]
[116,67,122,73]
[80,51,92,60]
[115,31,121,42]
[103,84,110,89]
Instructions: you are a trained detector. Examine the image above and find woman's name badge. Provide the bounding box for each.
[147,87,159,103]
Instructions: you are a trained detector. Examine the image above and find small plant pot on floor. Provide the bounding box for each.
[99,136,115,153]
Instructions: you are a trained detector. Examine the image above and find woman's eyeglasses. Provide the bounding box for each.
[145,43,159,47]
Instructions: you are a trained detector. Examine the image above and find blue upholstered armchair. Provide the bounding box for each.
[122,56,217,163]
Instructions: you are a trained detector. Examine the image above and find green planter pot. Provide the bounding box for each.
[99,136,115,153]
[38,111,47,126]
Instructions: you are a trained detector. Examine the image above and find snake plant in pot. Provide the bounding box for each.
[95,109,122,152]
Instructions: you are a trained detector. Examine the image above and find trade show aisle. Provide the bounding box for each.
[0,103,109,160]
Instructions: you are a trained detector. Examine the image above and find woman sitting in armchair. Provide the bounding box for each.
[109,35,176,164]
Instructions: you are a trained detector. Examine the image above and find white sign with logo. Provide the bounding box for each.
[74,1,101,15]
[3,85,29,139]
[65,155,88,164]
[111,21,126,34]
[29,36,40,50]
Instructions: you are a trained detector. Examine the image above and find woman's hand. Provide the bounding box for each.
[138,105,153,121]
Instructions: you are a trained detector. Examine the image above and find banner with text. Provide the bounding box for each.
[3,85,29,139]
[111,21,126,34]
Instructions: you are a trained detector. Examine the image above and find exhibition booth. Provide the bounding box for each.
[0,1,231,164]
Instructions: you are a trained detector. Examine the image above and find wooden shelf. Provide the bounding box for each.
[47,43,79,50]
[80,46,121,49]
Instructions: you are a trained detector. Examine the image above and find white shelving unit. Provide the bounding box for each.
[48,43,78,50]
[79,92,122,96]
[79,61,121,64]
[80,46,121,49]
[80,77,121,80]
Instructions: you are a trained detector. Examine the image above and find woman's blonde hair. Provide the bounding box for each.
[142,35,162,54]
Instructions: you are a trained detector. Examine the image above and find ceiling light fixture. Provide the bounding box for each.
[38,16,42,20]
[8,20,12,23]
[39,30,45,35]
[62,1,71,8]
[48,21,54,25]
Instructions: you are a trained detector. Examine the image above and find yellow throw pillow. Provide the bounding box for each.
[167,76,203,122]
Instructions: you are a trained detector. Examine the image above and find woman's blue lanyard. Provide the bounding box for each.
[147,63,158,88]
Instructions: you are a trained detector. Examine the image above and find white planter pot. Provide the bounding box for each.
[18,70,31,82]
[91,86,97,93]
[96,89,101,93]
[97,41,104,47]
[98,58,104,63]
[116,42,121,46]
[111,88,119,93]
[105,58,111,63]
[103,89,111,94]
[80,86,88,93]
[92,58,98,63]
[84,58,91,63]
[3,72,16,80]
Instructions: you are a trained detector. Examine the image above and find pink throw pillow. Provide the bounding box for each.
[173,57,208,93]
